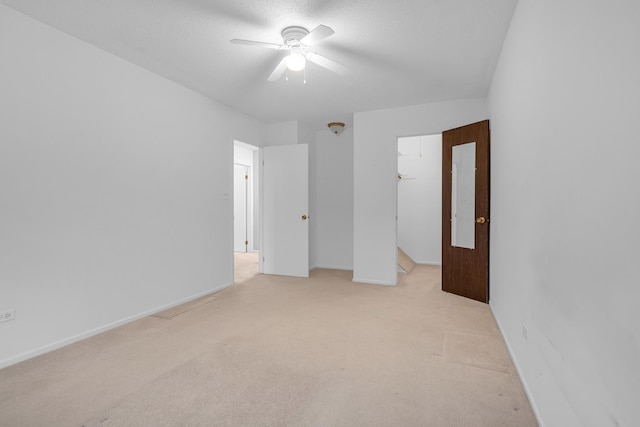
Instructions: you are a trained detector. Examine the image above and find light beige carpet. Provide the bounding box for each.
[0,264,537,426]
[152,295,219,320]
[234,251,259,284]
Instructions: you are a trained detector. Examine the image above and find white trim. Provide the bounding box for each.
[0,282,233,370]
[312,264,353,271]
[352,277,397,286]
[234,140,259,152]
[490,303,545,427]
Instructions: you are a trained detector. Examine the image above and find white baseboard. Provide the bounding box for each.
[417,261,441,266]
[0,282,233,370]
[490,303,545,427]
[352,277,397,286]
[312,264,353,271]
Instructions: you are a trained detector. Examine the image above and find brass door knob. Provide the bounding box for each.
[476,217,486,224]
[302,215,308,221]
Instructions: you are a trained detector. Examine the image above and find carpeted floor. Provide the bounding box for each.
[234,251,259,284]
[0,258,537,426]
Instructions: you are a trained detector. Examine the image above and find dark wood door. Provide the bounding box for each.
[442,120,490,303]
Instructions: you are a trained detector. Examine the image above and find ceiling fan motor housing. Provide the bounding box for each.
[282,26,309,45]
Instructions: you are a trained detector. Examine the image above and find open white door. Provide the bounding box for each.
[262,144,309,277]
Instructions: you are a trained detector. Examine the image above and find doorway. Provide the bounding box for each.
[396,134,442,273]
[233,140,259,283]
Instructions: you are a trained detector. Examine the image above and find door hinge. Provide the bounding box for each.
[245,175,248,180]
[245,240,248,245]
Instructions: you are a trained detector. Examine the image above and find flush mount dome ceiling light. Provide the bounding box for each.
[328,122,345,136]
[231,25,348,81]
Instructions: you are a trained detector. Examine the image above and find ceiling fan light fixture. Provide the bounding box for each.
[287,51,306,71]
[328,122,345,136]
[231,24,345,81]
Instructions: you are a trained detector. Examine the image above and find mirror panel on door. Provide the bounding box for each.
[451,142,476,249]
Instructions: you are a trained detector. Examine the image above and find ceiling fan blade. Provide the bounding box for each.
[306,52,348,75]
[300,25,335,46]
[230,39,283,50]
[267,56,289,81]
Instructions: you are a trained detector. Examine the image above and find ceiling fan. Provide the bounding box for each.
[231,25,348,81]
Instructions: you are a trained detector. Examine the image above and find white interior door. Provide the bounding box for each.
[262,144,309,277]
[234,164,248,252]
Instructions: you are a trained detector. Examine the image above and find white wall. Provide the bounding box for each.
[314,127,354,270]
[265,121,299,146]
[265,120,314,146]
[397,134,442,265]
[488,1,640,426]
[0,5,265,368]
[353,99,488,285]
[297,122,315,146]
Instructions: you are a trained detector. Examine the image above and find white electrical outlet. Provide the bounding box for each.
[0,309,16,323]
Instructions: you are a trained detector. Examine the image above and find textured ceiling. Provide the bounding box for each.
[0,0,518,130]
